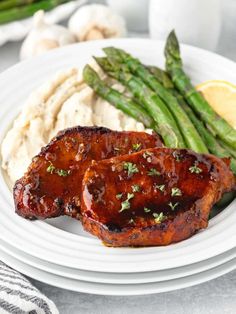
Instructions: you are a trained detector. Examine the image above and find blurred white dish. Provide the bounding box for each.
[0,0,86,46]
[149,0,221,51]
[106,0,149,32]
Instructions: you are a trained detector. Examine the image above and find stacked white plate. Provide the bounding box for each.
[0,39,235,295]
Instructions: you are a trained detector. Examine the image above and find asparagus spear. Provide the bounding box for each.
[103,47,208,153]
[94,57,185,148]
[184,104,236,173]
[0,0,36,11]
[148,66,175,89]
[149,66,236,173]
[0,0,70,24]
[218,139,236,159]
[165,30,236,150]
[148,66,174,89]
[182,103,236,169]
[82,65,157,131]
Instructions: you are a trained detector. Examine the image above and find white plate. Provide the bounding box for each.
[0,0,86,46]
[0,238,235,284]
[0,39,235,273]
[0,248,235,295]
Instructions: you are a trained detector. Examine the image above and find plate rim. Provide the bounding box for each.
[0,238,235,284]
[0,248,235,296]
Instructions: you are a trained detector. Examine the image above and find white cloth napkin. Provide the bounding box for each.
[0,261,58,314]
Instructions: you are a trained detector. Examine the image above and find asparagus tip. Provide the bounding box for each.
[83,64,98,85]
[103,47,124,62]
[103,46,116,55]
[94,56,113,72]
[93,56,102,64]
[164,29,181,63]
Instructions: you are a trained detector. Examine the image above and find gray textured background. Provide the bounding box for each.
[0,0,236,313]
[31,272,236,314]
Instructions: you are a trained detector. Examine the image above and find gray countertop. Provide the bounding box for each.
[0,0,236,313]
[31,272,236,314]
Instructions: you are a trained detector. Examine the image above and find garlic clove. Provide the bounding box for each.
[33,39,59,56]
[68,4,126,42]
[33,10,45,28]
[85,28,105,41]
[20,10,76,60]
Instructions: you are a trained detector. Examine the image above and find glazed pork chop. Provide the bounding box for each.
[14,126,162,220]
[81,148,235,247]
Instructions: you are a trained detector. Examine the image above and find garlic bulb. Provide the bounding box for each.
[20,11,76,60]
[68,4,126,41]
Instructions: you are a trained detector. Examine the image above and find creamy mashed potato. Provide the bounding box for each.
[1,63,148,183]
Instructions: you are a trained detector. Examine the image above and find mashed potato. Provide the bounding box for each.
[1,64,148,183]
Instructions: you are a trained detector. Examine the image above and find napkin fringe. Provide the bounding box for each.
[0,297,26,314]
[0,261,58,314]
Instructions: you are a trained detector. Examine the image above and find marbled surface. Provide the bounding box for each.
[0,0,236,313]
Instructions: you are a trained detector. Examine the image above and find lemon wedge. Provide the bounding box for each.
[196,80,236,129]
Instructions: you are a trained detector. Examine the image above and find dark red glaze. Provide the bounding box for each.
[81,148,235,247]
[14,126,162,220]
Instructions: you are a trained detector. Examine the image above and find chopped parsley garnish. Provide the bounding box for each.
[144,207,151,213]
[148,168,161,176]
[57,169,71,177]
[46,162,70,177]
[127,193,134,201]
[46,162,55,174]
[116,193,123,200]
[189,162,202,174]
[123,162,139,177]
[173,151,181,162]
[119,193,134,213]
[171,187,182,197]
[168,202,179,211]
[120,200,130,212]
[132,143,142,151]
[154,184,165,192]
[153,212,167,224]
[132,184,140,193]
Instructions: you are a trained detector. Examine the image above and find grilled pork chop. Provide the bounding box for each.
[81,148,235,247]
[14,126,162,220]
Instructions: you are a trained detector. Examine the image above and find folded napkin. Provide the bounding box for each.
[0,261,58,314]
